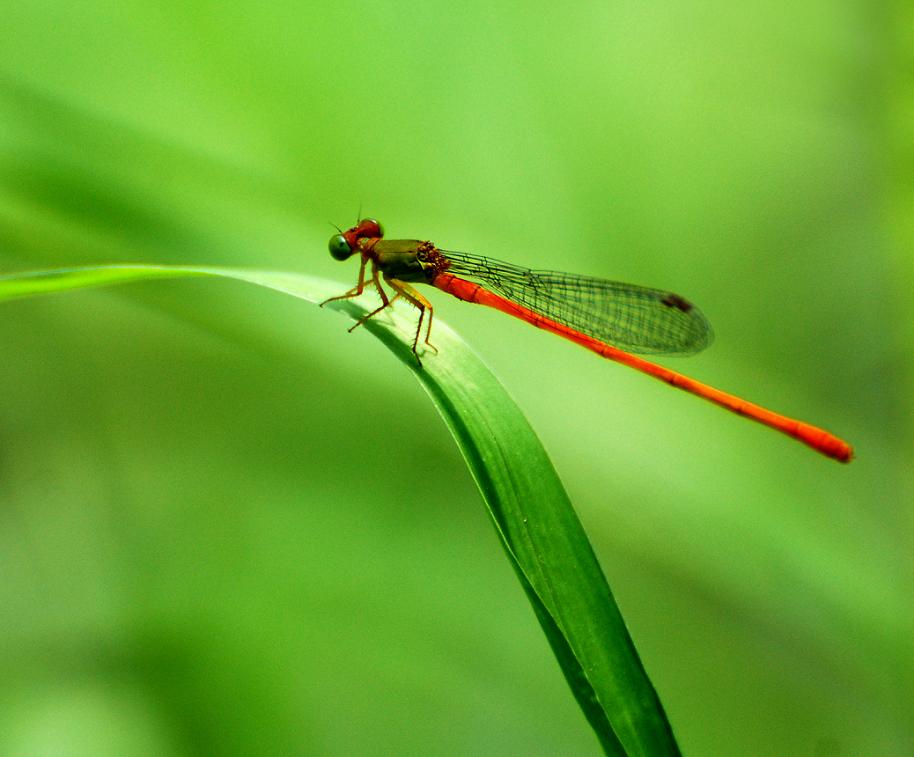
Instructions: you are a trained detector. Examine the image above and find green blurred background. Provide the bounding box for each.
[1,1,911,754]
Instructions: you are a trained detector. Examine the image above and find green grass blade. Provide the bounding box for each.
[0,264,679,755]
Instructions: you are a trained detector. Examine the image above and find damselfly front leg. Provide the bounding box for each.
[319,255,369,307]
[344,262,397,332]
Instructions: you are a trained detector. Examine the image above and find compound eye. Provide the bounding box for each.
[359,218,383,238]
[328,234,353,261]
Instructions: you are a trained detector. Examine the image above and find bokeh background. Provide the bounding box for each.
[1,1,911,755]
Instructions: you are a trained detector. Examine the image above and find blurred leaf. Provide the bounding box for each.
[0,264,679,755]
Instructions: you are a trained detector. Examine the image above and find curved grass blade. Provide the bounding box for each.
[0,264,679,755]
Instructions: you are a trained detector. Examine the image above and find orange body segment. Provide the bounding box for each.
[433,273,852,462]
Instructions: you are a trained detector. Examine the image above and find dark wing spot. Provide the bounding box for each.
[661,293,693,312]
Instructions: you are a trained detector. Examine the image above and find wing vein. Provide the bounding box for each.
[441,250,713,355]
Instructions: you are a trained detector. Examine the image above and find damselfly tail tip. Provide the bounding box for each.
[818,435,854,463]
[835,444,854,464]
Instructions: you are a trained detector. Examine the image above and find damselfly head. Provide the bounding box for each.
[355,218,384,238]
[330,218,382,260]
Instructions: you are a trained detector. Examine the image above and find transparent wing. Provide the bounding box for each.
[441,250,713,355]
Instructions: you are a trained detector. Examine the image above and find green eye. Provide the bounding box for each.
[328,234,353,261]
